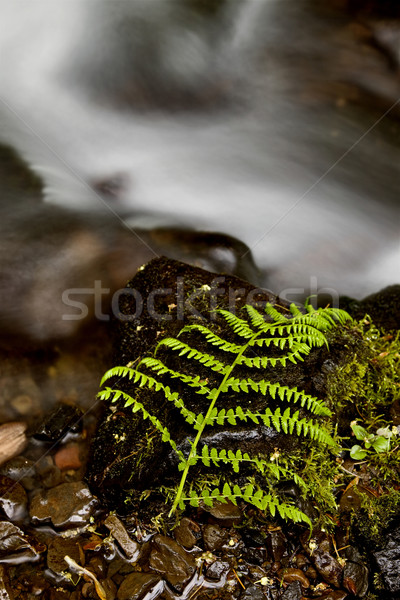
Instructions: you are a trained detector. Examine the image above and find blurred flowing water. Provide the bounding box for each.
[0,0,399,313]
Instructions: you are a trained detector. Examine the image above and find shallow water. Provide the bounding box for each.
[0,0,399,306]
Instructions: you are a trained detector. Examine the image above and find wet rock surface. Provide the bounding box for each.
[29,481,98,529]
[0,254,397,597]
[373,525,400,593]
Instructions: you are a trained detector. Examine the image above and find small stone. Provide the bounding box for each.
[0,474,27,521]
[104,515,139,562]
[54,443,82,470]
[205,559,230,582]
[47,537,83,583]
[174,517,200,549]
[239,584,265,600]
[343,546,368,597]
[281,581,302,600]
[117,572,162,600]
[0,521,40,564]
[203,524,229,552]
[267,530,287,562]
[0,422,27,466]
[29,481,98,529]
[33,403,83,443]
[278,568,310,588]
[207,500,242,527]
[10,394,41,417]
[373,525,400,594]
[312,550,343,588]
[0,456,35,489]
[295,553,308,569]
[149,533,196,592]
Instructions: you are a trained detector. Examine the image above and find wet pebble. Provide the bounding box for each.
[0,456,35,490]
[33,403,83,443]
[47,537,83,581]
[239,584,265,600]
[203,523,229,552]
[278,567,310,589]
[206,500,242,527]
[29,481,98,529]
[205,559,230,582]
[54,442,82,470]
[0,521,40,564]
[149,533,196,592]
[173,517,200,549]
[0,422,27,466]
[343,546,368,597]
[104,514,139,562]
[267,530,286,562]
[10,393,41,418]
[116,572,162,600]
[373,525,400,594]
[301,531,343,588]
[281,581,302,600]
[0,475,27,521]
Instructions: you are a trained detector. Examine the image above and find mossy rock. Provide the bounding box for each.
[87,258,363,523]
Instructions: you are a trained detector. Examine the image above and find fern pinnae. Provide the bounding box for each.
[99,300,350,525]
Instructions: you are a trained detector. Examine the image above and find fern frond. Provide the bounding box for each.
[99,298,350,526]
[216,309,255,338]
[155,338,229,373]
[97,387,184,461]
[181,482,311,527]
[179,324,243,353]
[139,357,211,394]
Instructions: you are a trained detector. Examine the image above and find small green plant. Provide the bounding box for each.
[349,420,398,460]
[98,302,351,526]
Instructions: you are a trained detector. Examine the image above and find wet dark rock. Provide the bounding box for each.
[373,525,400,594]
[116,572,162,600]
[104,514,139,562]
[0,565,14,600]
[47,537,83,580]
[343,546,368,597]
[267,530,287,563]
[341,285,400,331]
[311,551,343,588]
[0,521,40,564]
[33,403,84,443]
[300,531,343,588]
[281,581,302,600]
[29,481,98,529]
[0,456,35,490]
[0,475,27,521]
[206,500,243,527]
[205,559,230,582]
[239,584,265,600]
[149,533,196,592]
[278,568,309,589]
[243,545,267,566]
[203,523,229,552]
[173,517,200,549]
[0,422,28,466]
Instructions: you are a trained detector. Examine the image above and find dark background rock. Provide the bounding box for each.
[373,525,400,594]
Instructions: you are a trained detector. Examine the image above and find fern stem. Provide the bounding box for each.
[169,330,260,516]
